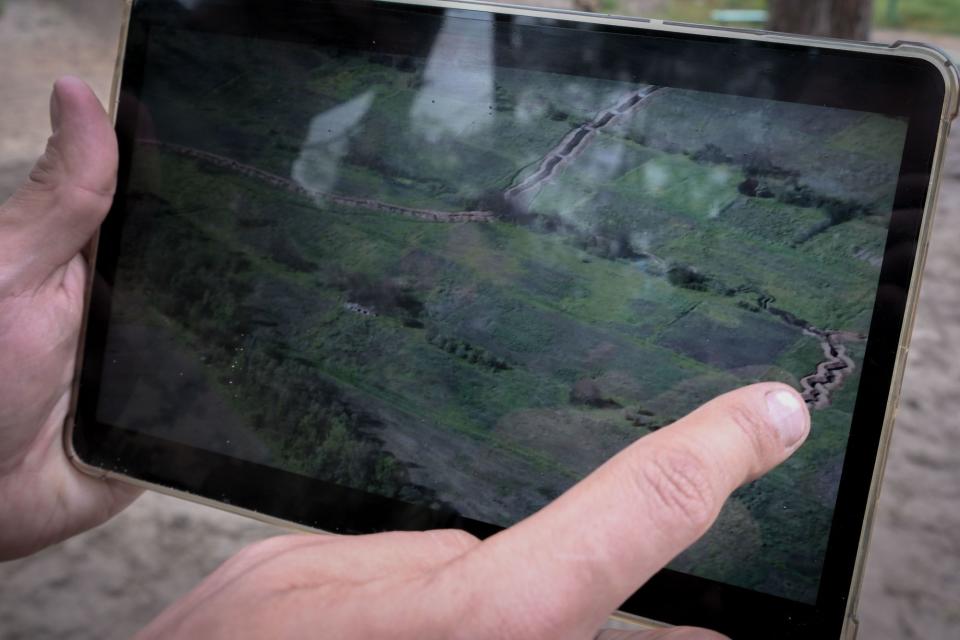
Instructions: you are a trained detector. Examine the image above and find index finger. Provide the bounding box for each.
[439,382,810,638]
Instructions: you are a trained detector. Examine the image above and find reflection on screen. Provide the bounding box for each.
[97,11,907,604]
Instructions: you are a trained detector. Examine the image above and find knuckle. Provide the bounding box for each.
[728,402,779,463]
[57,182,115,218]
[27,142,60,189]
[639,448,718,533]
[229,534,307,568]
[429,529,480,556]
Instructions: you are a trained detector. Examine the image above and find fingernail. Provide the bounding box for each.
[765,389,808,448]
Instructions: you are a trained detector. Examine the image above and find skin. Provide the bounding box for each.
[0,76,140,560]
[0,78,811,640]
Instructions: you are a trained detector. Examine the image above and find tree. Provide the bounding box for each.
[767,0,873,41]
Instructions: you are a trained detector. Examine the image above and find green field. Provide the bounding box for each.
[613,0,960,35]
[102,24,907,604]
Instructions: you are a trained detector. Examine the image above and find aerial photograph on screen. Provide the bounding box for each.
[97,14,907,604]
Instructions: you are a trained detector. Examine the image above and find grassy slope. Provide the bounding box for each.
[124,31,904,602]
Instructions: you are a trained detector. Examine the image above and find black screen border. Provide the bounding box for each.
[72,1,949,637]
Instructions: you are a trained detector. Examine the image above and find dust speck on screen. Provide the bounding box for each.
[96,14,907,605]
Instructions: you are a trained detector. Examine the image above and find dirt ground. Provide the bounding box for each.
[0,1,958,637]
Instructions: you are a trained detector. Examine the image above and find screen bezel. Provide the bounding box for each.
[71,1,948,637]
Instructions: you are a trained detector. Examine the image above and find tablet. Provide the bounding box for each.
[68,1,958,637]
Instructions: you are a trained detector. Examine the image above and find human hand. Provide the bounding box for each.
[139,382,809,639]
[0,77,140,559]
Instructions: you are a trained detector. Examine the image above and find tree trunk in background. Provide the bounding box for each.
[768,0,873,41]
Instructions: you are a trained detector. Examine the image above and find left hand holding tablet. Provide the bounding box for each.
[0,77,139,561]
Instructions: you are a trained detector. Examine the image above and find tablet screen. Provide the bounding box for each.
[78,0,945,634]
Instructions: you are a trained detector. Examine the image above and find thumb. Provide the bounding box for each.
[0,76,117,295]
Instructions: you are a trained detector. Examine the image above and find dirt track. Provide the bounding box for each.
[141,140,496,223]
[504,85,661,201]
[798,331,856,409]
[0,1,958,638]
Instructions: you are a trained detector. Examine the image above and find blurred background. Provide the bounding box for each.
[0,0,958,638]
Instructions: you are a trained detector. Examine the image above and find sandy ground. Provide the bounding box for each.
[0,0,958,637]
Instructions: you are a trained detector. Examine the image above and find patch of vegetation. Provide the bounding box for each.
[667,263,710,291]
[569,378,622,408]
[620,1,960,36]
[117,199,433,502]
[874,0,960,33]
[660,0,766,26]
[425,327,512,371]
